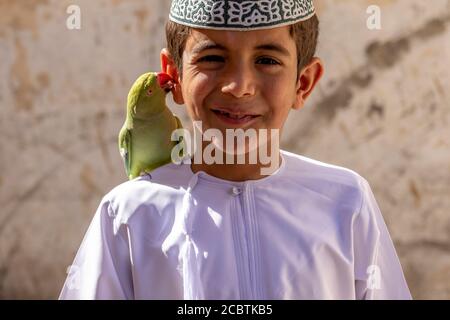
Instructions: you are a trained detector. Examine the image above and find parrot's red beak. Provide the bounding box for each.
[157,72,175,92]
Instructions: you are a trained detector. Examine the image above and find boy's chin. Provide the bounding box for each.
[211,137,260,157]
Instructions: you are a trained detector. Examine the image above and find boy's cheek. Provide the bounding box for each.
[184,78,211,105]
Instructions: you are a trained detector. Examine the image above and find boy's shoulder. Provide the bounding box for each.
[280,149,369,204]
[282,149,365,183]
[101,161,190,210]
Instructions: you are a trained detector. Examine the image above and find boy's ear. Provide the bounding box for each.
[160,48,184,105]
[293,57,324,110]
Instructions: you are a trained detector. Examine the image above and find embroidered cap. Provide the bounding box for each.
[169,0,315,31]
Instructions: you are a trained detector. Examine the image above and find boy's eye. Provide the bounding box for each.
[256,57,280,65]
[197,55,224,63]
[197,55,280,65]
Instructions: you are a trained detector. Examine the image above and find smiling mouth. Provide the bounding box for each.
[211,109,261,125]
[212,109,260,120]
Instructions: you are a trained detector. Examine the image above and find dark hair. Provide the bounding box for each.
[165,15,319,80]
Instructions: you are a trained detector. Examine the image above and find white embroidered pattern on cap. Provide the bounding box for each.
[228,0,282,26]
[169,0,315,31]
[171,0,226,25]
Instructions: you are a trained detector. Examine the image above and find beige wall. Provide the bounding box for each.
[0,0,449,298]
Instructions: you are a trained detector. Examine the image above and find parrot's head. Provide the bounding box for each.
[128,72,175,119]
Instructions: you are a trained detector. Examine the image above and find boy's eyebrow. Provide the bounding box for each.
[191,41,226,55]
[254,44,291,57]
[191,40,291,57]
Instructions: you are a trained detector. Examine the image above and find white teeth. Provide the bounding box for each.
[216,110,247,119]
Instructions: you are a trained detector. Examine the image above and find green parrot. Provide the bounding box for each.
[118,72,184,180]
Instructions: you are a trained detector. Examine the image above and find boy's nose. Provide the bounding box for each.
[220,63,256,98]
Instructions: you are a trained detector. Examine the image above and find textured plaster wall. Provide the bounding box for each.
[0,0,449,298]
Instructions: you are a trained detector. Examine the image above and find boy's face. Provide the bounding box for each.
[161,26,323,174]
[172,26,320,135]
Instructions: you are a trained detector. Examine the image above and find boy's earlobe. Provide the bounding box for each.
[293,57,324,110]
[160,48,184,105]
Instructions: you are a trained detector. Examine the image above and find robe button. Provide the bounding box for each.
[231,186,242,195]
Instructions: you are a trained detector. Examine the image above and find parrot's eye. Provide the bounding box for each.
[147,89,153,96]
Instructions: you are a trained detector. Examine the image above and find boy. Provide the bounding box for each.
[59,0,412,299]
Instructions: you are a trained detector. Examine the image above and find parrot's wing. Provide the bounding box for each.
[119,128,132,178]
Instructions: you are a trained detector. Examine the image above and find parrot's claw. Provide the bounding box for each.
[139,171,152,180]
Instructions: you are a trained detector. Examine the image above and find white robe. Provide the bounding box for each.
[59,150,412,299]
